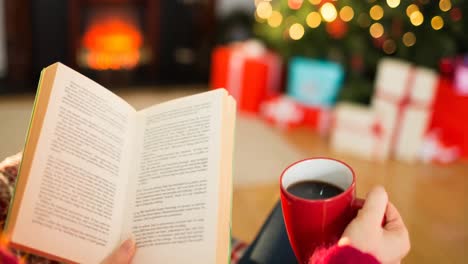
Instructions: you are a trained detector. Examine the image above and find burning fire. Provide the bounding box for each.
[81,16,143,70]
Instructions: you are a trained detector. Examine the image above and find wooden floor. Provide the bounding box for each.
[232,128,468,264]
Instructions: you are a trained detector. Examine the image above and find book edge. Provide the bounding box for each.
[4,64,79,263]
[4,64,54,235]
[215,94,236,264]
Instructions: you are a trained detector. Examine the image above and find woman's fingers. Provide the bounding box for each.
[357,186,388,226]
[383,202,411,259]
[101,237,136,264]
[384,202,405,232]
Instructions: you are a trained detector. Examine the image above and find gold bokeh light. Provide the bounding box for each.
[339,6,354,22]
[289,23,305,40]
[439,0,452,12]
[306,12,322,28]
[320,3,338,22]
[386,0,400,8]
[369,23,384,38]
[370,5,384,20]
[406,4,419,17]
[256,1,273,19]
[431,16,444,30]
[268,11,283,28]
[410,11,424,26]
[402,32,416,47]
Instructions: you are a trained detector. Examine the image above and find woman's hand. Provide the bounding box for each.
[340,186,410,264]
[101,237,136,264]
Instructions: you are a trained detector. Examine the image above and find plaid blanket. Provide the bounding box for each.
[0,153,248,263]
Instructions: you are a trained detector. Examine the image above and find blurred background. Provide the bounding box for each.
[1,0,257,91]
[0,0,467,263]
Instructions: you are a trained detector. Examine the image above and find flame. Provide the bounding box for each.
[82,16,143,70]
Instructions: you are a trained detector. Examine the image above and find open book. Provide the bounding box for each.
[4,63,236,264]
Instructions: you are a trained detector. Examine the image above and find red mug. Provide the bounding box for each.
[280,158,364,264]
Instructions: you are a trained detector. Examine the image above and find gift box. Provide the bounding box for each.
[261,95,331,132]
[330,103,387,161]
[454,56,468,95]
[287,57,344,107]
[420,130,460,164]
[422,78,468,162]
[372,58,438,162]
[210,40,282,113]
[439,55,468,95]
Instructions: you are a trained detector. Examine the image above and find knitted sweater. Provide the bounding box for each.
[309,244,379,264]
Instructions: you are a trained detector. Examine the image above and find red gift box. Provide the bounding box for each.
[210,41,282,113]
[261,95,331,133]
[422,78,468,162]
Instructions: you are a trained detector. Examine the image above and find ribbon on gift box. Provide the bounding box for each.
[375,67,437,156]
[261,96,331,132]
[330,114,384,159]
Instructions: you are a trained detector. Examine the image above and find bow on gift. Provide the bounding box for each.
[261,97,304,129]
[420,130,460,164]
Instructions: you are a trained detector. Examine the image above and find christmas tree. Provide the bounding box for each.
[254,0,467,103]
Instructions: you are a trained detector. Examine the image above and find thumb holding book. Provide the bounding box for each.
[101,236,136,264]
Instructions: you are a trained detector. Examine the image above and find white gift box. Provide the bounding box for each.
[331,103,388,161]
[372,58,438,162]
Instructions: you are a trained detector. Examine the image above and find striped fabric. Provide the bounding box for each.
[230,238,249,263]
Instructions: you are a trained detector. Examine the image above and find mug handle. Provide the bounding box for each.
[351,198,387,227]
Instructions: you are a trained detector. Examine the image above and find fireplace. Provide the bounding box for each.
[79,6,149,71]
[2,0,215,92]
[69,0,158,85]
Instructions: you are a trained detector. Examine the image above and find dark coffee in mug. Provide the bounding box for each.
[280,158,366,264]
[286,180,344,200]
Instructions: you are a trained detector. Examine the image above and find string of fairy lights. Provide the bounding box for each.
[254,0,460,55]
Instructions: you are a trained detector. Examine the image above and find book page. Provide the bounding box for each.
[122,89,230,264]
[9,63,136,263]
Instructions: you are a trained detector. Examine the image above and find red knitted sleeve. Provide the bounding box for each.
[309,245,380,264]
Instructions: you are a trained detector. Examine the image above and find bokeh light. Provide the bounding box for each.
[309,0,321,5]
[256,1,273,19]
[410,11,424,26]
[439,0,452,12]
[267,11,283,28]
[386,0,400,8]
[450,8,462,21]
[339,6,354,22]
[370,5,384,21]
[383,39,396,54]
[369,23,384,38]
[289,23,305,40]
[431,16,444,30]
[402,32,416,47]
[306,12,322,28]
[320,3,338,22]
[288,0,304,10]
[406,4,419,17]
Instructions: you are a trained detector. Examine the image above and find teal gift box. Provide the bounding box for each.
[287,57,345,107]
